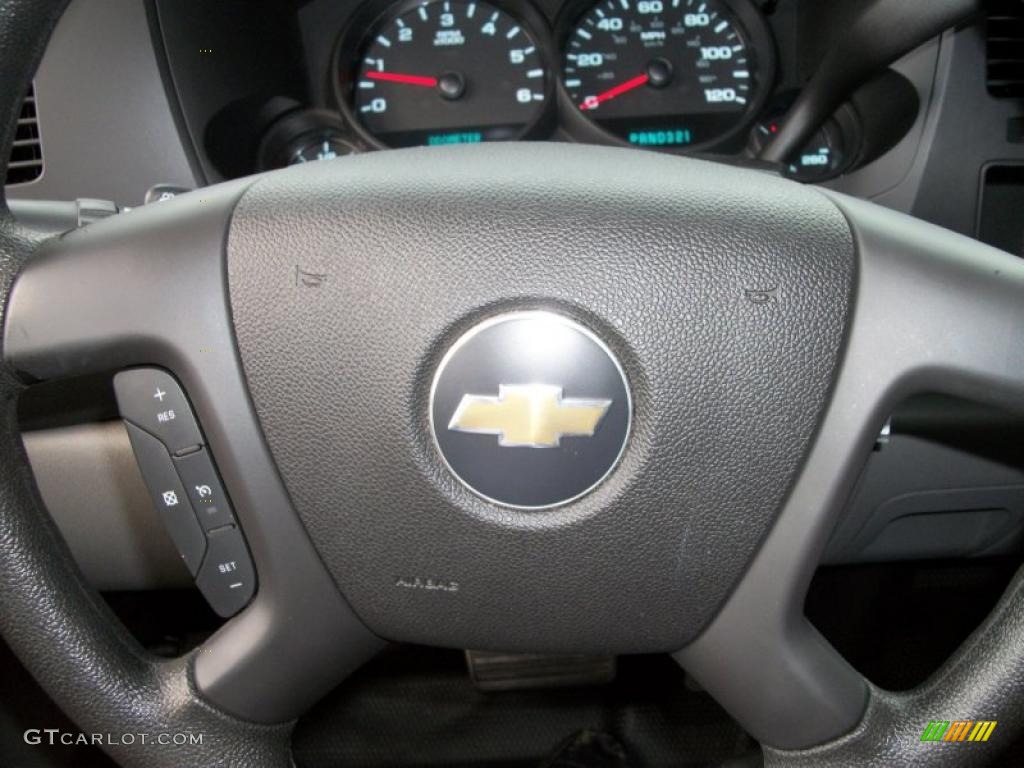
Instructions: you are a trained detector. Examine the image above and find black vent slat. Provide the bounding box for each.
[987,3,1024,98]
[5,83,42,185]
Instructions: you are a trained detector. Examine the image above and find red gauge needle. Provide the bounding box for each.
[366,71,438,88]
[579,73,649,111]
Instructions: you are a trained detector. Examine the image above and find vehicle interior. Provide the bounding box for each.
[0,0,1023,766]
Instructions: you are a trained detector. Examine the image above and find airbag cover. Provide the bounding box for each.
[227,144,854,652]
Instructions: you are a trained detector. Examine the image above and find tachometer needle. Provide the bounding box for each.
[366,71,438,87]
[579,73,649,110]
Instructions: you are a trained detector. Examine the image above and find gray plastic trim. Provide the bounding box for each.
[759,0,979,165]
[7,198,79,234]
[824,427,1024,564]
[4,0,198,206]
[826,35,948,212]
[22,421,193,590]
[3,179,384,723]
[674,189,1024,750]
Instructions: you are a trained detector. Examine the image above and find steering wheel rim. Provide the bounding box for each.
[0,3,1021,767]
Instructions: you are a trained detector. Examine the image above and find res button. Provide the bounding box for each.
[114,368,203,455]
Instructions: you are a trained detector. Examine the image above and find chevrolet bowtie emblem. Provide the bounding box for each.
[431,313,630,507]
[448,384,612,448]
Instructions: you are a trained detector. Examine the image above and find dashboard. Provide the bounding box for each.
[280,0,899,182]
[10,0,1024,243]
[149,0,922,185]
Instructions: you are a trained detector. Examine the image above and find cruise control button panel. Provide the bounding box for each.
[124,423,206,575]
[195,526,256,617]
[116,367,256,617]
[114,368,203,455]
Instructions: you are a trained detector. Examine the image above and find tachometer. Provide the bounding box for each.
[345,0,549,148]
[562,0,772,149]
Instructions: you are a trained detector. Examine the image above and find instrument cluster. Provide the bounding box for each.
[262,0,870,183]
[328,0,775,155]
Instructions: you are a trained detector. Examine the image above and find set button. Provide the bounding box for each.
[195,526,256,617]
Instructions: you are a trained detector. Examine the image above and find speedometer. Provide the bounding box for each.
[344,0,549,148]
[562,0,772,150]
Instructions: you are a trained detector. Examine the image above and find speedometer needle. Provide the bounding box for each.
[366,71,439,87]
[579,73,649,110]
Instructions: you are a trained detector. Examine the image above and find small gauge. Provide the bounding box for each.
[288,135,357,165]
[343,0,549,148]
[750,116,847,182]
[258,110,360,171]
[561,0,773,150]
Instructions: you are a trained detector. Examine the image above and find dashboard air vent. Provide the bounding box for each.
[6,84,42,185]
[987,1,1024,98]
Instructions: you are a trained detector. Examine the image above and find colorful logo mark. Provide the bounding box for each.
[920,720,997,743]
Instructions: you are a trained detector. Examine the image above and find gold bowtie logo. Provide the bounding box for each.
[448,384,612,448]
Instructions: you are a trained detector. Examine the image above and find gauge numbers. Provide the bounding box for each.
[563,0,765,149]
[351,0,548,148]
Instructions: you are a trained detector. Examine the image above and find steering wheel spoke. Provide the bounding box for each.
[3,183,384,728]
[676,191,1024,751]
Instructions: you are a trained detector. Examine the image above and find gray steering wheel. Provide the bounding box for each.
[0,1,1022,766]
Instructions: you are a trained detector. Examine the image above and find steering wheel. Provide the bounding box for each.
[1,2,1022,766]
